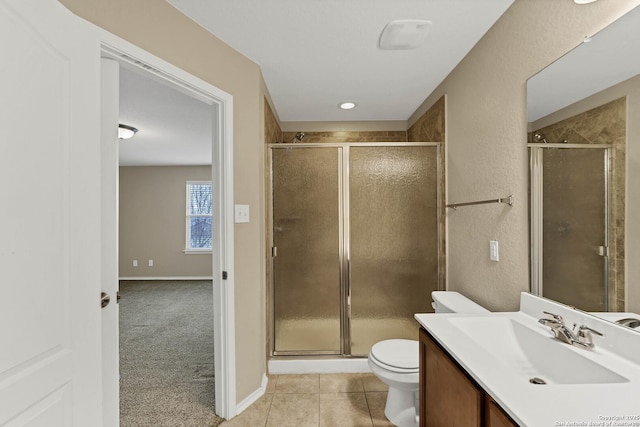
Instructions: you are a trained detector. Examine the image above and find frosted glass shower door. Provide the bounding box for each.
[537,148,608,311]
[272,147,342,354]
[349,146,439,356]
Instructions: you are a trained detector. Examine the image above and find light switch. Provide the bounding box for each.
[490,240,499,262]
[235,204,250,223]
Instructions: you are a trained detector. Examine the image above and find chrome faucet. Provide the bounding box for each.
[538,311,604,350]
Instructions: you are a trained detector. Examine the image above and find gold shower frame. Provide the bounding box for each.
[267,141,442,358]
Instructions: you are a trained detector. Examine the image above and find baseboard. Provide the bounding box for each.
[235,373,268,415]
[268,358,371,374]
[119,276,214,281]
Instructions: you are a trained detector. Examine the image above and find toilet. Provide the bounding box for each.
[367,291,489,427]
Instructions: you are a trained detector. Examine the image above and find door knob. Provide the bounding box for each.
[101,292,111,309]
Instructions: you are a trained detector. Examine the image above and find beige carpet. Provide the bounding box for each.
[119,280,223,427]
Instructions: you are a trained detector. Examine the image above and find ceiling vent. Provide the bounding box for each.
[379,19,432,50]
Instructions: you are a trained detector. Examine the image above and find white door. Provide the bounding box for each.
[0,0,103,425]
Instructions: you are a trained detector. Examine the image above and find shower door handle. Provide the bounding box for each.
[597,246,608,257]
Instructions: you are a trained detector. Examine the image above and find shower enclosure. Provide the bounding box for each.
[269,143,440,357]
[529,144,609,311]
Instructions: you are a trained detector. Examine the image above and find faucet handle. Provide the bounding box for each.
[543,311,564,322]
[574,324,604,337]
[572,324,604,350]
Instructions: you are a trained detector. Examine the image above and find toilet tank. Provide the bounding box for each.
[431,291,489,313]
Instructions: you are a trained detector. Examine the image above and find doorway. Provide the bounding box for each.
[269,143,440,357]
[100,42,236,421]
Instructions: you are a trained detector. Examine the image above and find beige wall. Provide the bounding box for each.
[58,0,267,403]
[119,166,213,278]
[531,74,640,313]
[408,0,640,311]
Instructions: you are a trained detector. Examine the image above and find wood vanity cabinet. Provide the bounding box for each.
[485,395,519,427]
[419,328,518,427]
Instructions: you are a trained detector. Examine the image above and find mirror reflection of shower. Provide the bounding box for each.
[291,132,305,143]
[533,132,548,143]
[533,132,568,144]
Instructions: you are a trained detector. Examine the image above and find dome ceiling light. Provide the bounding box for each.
[118,124,138,140]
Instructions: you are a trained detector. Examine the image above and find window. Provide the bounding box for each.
[186,181,213,252]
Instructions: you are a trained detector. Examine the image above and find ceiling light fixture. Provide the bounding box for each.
[379,19,432,50]
[573,0,598,4]
[118,124,138,140]
[339,101,357,110]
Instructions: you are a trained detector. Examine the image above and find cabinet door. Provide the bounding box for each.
[485,396,518,427]
[421,329,482,426]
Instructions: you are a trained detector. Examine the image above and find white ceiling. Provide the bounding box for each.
[120,0,640,166]
[167,0,514,122]
[119,0,516,165]
[118,2,640,165]
[118,66,212,166]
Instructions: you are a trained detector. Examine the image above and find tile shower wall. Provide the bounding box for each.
[265,98,283,144]
[264,98,282,357]
[532,97,626,311]
[408,95,446,290]
[281,130,407,143]
[407,96,446,143]
[264,96,448,316]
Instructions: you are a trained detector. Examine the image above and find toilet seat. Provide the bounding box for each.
[369,339,419,373]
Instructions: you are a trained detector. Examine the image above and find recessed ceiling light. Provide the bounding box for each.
[339,101,357,110]
[118,124,138,140]
[574,0,598,4]
[379,19,432,50]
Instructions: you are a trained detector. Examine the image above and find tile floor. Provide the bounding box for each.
[220,373,396,427]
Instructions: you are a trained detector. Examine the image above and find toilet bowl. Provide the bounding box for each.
[367,291,489,427]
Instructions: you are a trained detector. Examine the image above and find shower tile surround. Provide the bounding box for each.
[265,98,283,145]
[265,96,445,145]
[531,97,626,311]
[265,95,446,282]
[407,96,446,290]
[281,130,408,143]
[220,373,394,427]
[264,97,447,357]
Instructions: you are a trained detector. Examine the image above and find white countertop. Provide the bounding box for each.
[415,293,640,427]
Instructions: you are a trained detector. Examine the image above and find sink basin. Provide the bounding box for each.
[447,317,628,385]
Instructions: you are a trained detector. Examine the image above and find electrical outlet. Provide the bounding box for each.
[148,259,153,267]
[133,259,138,267]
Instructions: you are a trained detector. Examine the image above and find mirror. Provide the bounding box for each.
[526,5,640,328]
